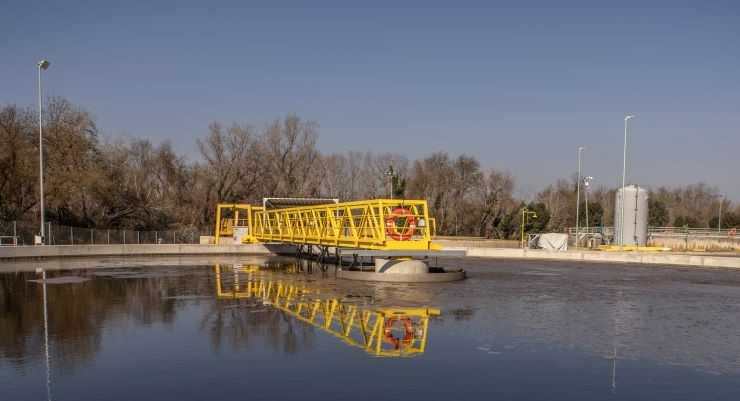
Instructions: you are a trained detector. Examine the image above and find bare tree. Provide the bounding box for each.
[97,138,194,229]
[318,153,357,200]
[476,168,517,238]
[651,183,720,226]
[449,155,484,235]
[196,122,264,224]
[0,104,37,221]
[536,179,574,233]
[41,96,101,226]
[5,96,735,236]
[407,152,454,234]
[263,114,320,197]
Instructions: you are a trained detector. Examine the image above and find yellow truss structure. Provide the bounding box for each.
[215,264,440,357]
[215,199,439,250]
[214,203,260,243]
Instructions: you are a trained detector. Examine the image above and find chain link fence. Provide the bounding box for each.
[0,221,213,246]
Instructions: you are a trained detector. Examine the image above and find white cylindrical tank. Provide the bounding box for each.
[614,185,649,247]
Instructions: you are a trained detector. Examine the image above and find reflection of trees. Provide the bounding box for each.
[0,268,210,375]
[201,273,316,355]
[452,308,475,321]
[201,299,315,354]
[1,259,441,374]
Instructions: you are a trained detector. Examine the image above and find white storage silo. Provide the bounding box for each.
[614,185,649,247]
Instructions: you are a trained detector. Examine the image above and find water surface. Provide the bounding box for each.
[1,256,739,400]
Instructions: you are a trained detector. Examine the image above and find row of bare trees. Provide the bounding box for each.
[1,97,737,237]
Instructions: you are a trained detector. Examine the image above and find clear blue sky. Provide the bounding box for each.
[2,0,739,200]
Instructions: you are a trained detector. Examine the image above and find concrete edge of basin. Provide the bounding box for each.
[0,244,298,260]
[463,247,740,269]
[2,242,738,270]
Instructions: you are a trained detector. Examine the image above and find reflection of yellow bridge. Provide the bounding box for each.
[215,264,440,357]
[215,199,440,251]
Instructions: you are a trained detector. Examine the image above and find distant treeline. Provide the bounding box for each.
[1,97,737,237]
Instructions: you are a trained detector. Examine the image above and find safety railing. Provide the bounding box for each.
[566,226,737,240]
[565,225,738,251]
[246,199,434,250]
[565,226,613,247]
[524,233,540,249]
[647,226,737,238]
[213,203,259,244]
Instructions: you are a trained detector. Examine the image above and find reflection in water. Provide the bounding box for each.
[612,347,618,393]
[41,269,52,401]
[2,257,739,401]
[215,263,440,357]
[0,266,201,376]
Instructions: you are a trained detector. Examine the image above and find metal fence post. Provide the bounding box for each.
[90,229,93,245]
[13,221,17,246]
[155,231,158,244]
[107,229,110,244]
[123,230,126,244]
[685,225,689,251]
[137,231,140,244]
[70,226,73,245]
[173,231,176,244]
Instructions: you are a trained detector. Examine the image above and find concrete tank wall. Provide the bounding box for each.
[614,185,649,246]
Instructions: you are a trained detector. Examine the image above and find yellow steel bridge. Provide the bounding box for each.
[215,263,440,357]
[215,199,440,251]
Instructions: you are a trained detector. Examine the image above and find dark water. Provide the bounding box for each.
[1,256,739,401]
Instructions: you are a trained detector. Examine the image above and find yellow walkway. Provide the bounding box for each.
[215,199,440,251]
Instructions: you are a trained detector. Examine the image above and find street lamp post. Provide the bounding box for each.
[37,59,50,245]
[386,167,394,200]
[718,195,723,231]
[584,176,593,247]
[576,146,585,249]
[521,208,537,249]
[620,115,635,251]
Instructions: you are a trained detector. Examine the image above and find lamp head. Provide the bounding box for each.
[38,59,50,70]
[625,115,635,120]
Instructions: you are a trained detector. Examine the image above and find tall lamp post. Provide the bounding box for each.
[584,176,593,247]
[620,115,635,251]
[718,195,723,231]
[38,59,50,245]
[521,208,537,249]
[576,146,585,249]
[386,167,394,200]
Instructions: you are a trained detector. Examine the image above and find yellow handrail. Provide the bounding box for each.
[216,199,439,250]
